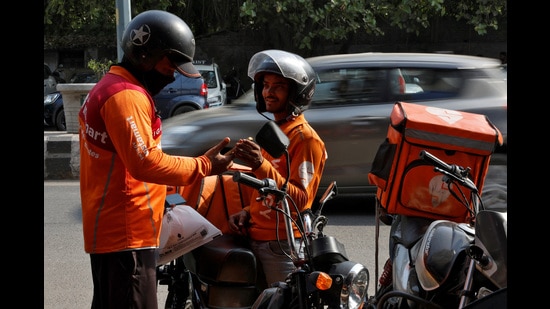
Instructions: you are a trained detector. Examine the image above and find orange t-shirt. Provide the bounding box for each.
[79,66,212,254]
[244,114,328,241]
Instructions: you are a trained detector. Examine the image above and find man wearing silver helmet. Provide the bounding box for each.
[228,49,328,289]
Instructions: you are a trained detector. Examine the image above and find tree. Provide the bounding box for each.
[44,0,506,53]
[238,0,507,54]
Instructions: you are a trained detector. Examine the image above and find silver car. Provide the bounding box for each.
[194,61,227,107]
[161,52,507,197]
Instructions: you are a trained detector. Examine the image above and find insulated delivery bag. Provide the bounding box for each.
[368,102,503,223]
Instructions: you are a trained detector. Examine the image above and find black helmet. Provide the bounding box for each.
[248,50,316,114]
[121,10,200,77]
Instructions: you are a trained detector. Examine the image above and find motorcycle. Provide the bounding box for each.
[158,121,370,309]
[366,150,507,309]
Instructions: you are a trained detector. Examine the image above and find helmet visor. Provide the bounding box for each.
[248,50,311,86]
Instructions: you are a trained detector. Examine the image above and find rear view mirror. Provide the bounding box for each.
[255,121,289,158]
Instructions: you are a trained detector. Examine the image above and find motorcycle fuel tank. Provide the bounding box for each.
[414,220,474,291]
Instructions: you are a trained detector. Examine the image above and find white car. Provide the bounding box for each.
[194,60,227,107]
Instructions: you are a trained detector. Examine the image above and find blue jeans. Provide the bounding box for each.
[250,238,305,288]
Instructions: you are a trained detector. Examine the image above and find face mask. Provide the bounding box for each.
[141,69,175,96]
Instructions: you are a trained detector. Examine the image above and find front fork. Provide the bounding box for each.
[158,256,192,309]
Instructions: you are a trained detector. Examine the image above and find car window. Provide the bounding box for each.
[200,70,218,88]
[311,66,493,106]
[313,68,394,105]
[395,68,463,101]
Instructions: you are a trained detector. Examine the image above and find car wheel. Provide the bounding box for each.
[172,105,197,116]
[56,109,66,131]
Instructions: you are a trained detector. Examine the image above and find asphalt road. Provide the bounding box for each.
[44,164,506,308]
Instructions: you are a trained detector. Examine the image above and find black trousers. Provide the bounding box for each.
[90,249,158,309]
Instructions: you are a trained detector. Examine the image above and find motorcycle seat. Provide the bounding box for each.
[184,234,257,285]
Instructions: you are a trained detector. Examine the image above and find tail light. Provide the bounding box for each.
[201,82,209,108]
[200,82,208,97]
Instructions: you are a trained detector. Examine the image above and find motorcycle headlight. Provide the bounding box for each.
[330,261,369,309]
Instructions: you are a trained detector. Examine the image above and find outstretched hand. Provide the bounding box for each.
[204,137,235,175]
[233,139,264,170]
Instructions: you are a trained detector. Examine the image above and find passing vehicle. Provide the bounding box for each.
[151,53,510,197]
[194,60,227,107]
[160,53,507,197]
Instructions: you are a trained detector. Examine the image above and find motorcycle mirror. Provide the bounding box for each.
[255,121,289,158]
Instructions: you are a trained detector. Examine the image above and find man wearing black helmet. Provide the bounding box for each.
[228,49,328,289]
[78,10,234,308]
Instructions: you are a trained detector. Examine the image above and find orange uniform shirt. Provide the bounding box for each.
[245,114,327,241]
[79,66,212,254]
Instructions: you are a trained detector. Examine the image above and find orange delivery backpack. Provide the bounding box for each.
[167,172,255,234]
[368,102,503,223]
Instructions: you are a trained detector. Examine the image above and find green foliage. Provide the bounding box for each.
[237,0,505,51]
[87,58,115,78]
[450,0,507,35]
[44,0,116,36]
[44,0,506,53]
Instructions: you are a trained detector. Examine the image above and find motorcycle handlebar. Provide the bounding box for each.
[232,171,299,260]
[232,171,277,191]
[419,150,454,174]
[419,150,477,192]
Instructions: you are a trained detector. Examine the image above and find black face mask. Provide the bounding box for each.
[117,60,176,96]
[141,69,175,96]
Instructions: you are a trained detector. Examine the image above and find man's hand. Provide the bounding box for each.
[228,209,250,235]
[233,138,264,170]
[204,137,235,175]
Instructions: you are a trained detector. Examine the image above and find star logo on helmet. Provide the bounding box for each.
[130,25,151,46]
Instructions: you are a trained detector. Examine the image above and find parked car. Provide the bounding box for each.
[45,68,212,130]
[194,60,227,107]
[44,72,99,131]
[44,91,65,131]
[153,70,209,119]
[160,52,507,197]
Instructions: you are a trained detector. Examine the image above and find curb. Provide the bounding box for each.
[44,133,80,180]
